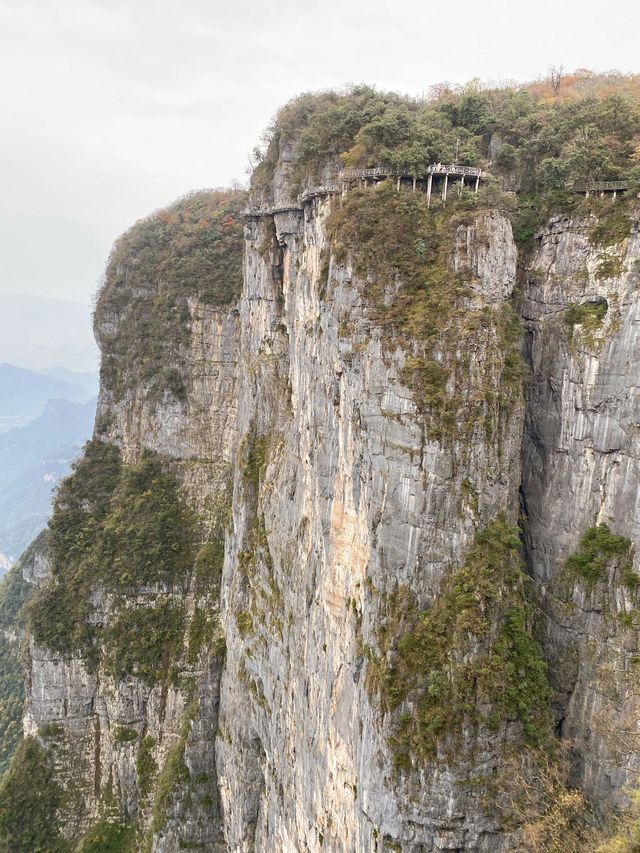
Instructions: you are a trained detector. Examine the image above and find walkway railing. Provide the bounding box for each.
[340,167,391,180]
[244,162,486,217]
[340,164,485,181]
[427,164,484,177]
[574,180,631,193]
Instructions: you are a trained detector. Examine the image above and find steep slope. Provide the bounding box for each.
[6,181,552,852]
[0,539,36,775]
[3,81,640,853]
[522,210,640,811]
[217,162,544,852]
[4,190,245,851]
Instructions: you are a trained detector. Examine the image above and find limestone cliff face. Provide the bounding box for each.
[522,213,640,809]
[23,193,243,851]
[25,294,238,849]
[16,157,640,853]
[217,167,527,852]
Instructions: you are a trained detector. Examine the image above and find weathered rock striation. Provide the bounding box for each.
[522,212,640,811]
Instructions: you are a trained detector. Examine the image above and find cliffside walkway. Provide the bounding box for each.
[574,180,632,198]
[244,163,487,218]
[339,163,484,204]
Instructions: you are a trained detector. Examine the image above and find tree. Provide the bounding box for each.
[550,65,565,96]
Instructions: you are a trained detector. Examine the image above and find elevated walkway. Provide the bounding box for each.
[574,180,632,198]
[243,163,487,217]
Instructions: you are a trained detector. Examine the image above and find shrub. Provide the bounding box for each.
[78,821,137,852]
[327,185,524,444]
[136,736,157,798]
[564,299,608,331]
[0,554,36,776]
[236,611,253,639]
[194,541,224,591]
[256,77,640,201]
[113,727,138,745]
[96,189,246,401]
[0,736,67,851]
[104,603,185,685]
[564,523,633,585]
[589,210,632,247]
[368,517,552,769]
[94,450,196,590]
[28,444,196,683]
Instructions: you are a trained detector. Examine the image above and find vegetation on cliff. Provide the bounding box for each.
[0,736,66,852]
[0,554,33,778]
[5,69,640,850]
[326,183,523,443]
[96,188,246,402]
[563,523,634,586]
[366,517,552,769]
[255,71,640,197]
[27,441,197,682]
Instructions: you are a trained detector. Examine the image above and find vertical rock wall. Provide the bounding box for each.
[522,213,640,809]
[217,163,530,850]
[25,292,239,849]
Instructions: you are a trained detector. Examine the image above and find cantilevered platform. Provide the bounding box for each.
[574,180,632,198]
[243,163,487,217]
[340,163,485,205]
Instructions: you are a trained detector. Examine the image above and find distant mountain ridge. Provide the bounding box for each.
[42,367,99,398]
[0,363,93,432]
[0,397,96,563]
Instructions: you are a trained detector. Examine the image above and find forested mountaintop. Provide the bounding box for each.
[254,70,640,187]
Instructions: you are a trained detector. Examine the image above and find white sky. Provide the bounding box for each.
[1,0,639,305]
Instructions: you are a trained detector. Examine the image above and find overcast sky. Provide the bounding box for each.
[1,0,639,308]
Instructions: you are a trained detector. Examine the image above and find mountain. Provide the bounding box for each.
[0,398,96,563]
[4,77,640,852]
[0,362,92,433]
[0,292,98,374]
[43,367,99,398]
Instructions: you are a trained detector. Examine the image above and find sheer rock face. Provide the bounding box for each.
[20,146,640,853]
[216,197,525,852]
[522,214,640,809]
[25,293,239,850]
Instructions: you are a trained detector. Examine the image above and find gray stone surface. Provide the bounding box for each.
[521,212,640,812]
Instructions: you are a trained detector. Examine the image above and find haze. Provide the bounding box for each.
[1,0,638,310]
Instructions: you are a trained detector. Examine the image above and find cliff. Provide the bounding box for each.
[2,84,640,852]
